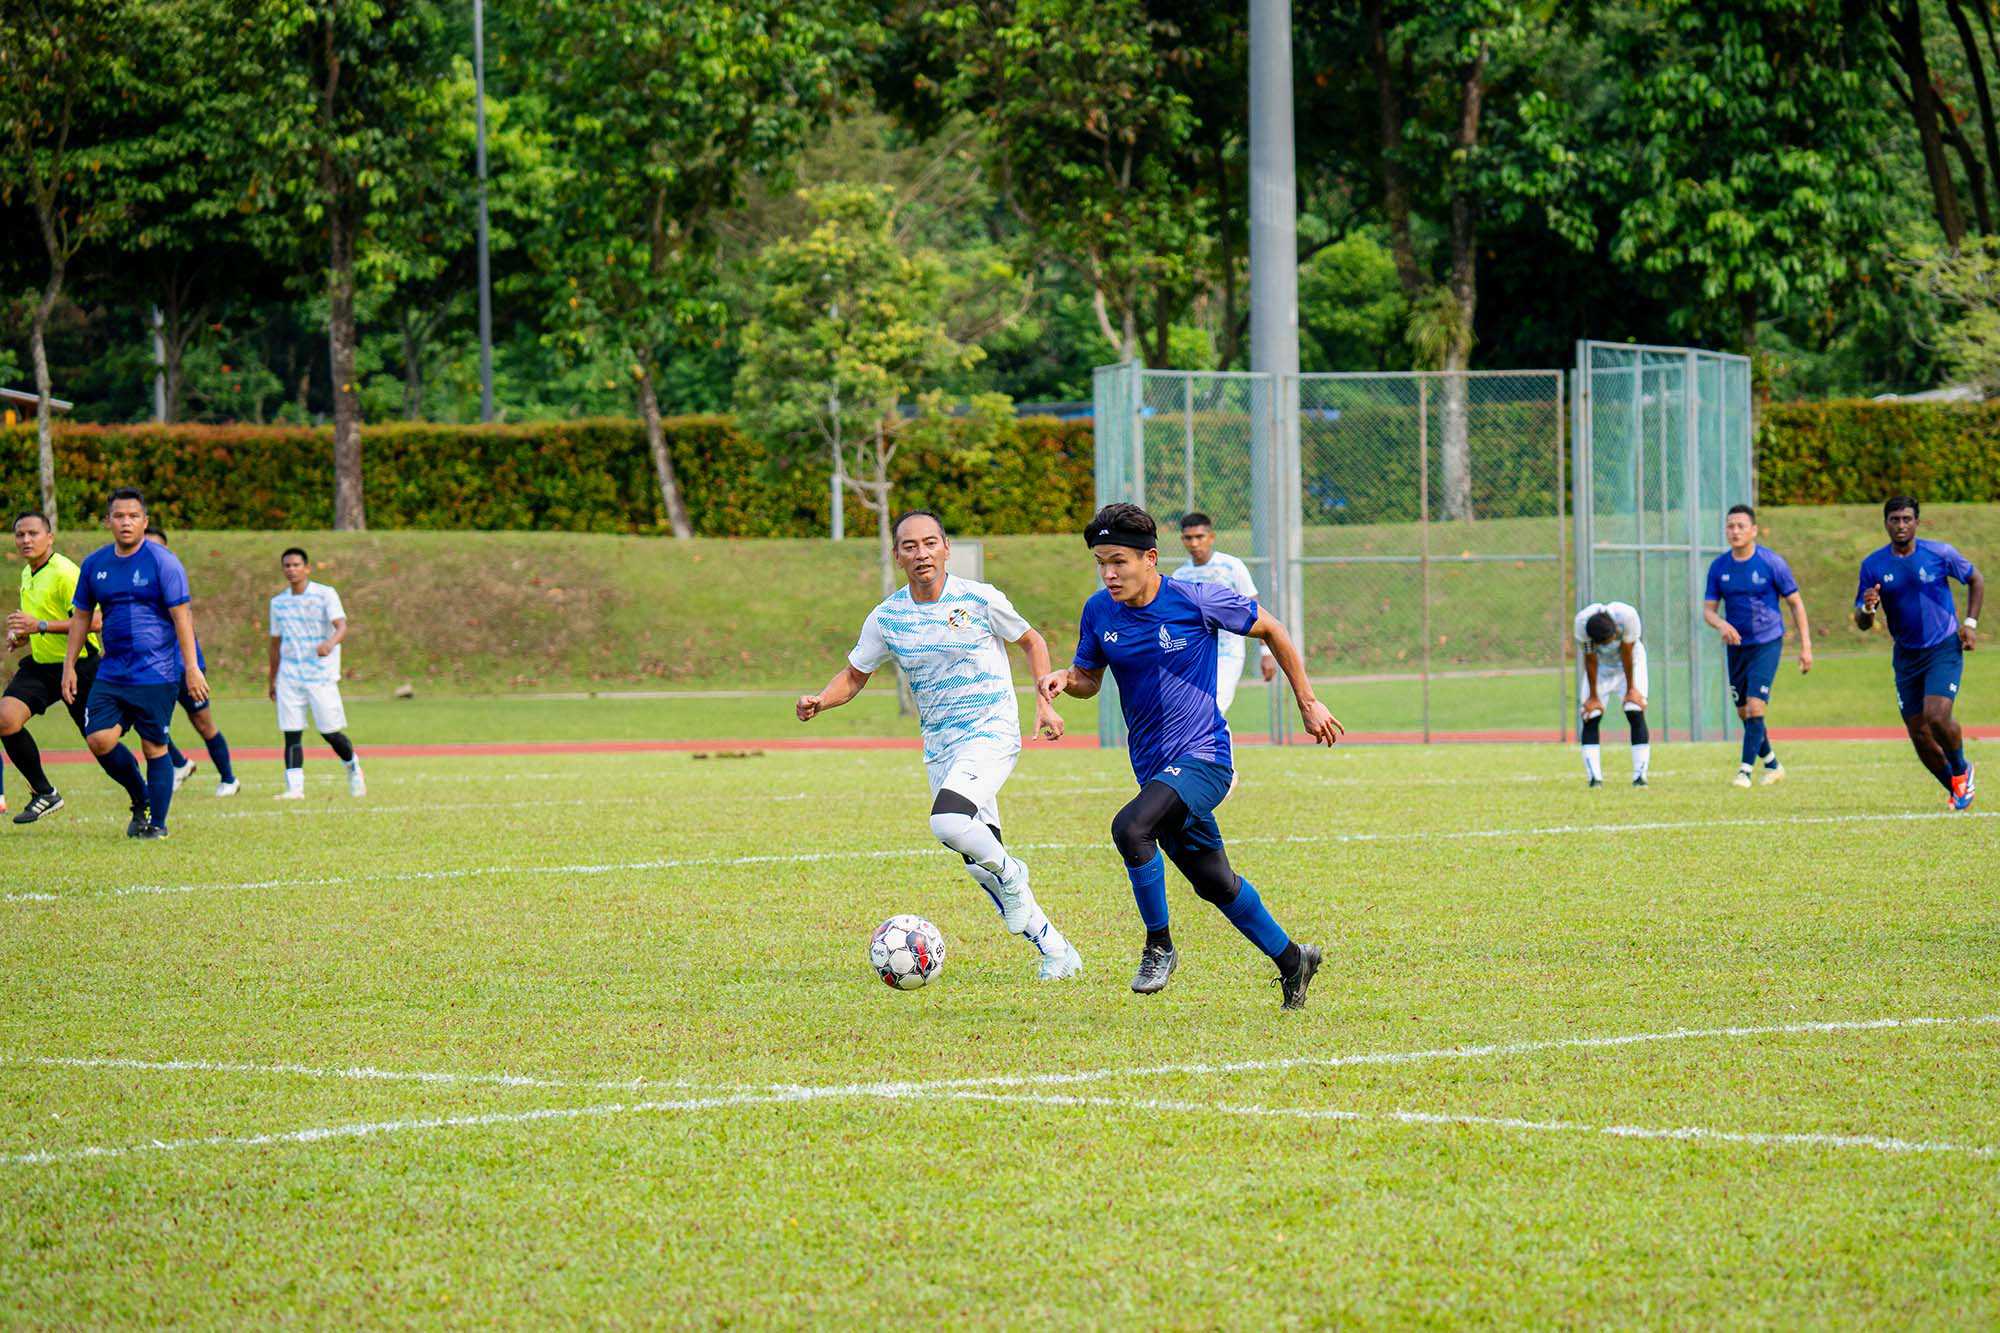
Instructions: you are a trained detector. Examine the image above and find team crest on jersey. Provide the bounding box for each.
[1158,624,1188,652]
[1919,567,1936,583]
[1751,571,1764,585]
[946,607,972,629]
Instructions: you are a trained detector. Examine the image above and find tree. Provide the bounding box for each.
[925,0,1213,364]
[220,0,456,528]
[0,0,165,522]
[735,184,992,593]
[525,0,855,538]
[1594,0,1889,357]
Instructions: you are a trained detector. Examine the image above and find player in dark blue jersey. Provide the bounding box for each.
[1039,503,1342,1009]
[1854,496,1984,809]
[60,488,210,838]
[1702,505,1814,788]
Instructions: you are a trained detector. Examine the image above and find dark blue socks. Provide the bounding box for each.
[98,744,148,809]
[1948,747,1969,777]
[205,732,236,784]
[1127,853,1169,934]
[1739,716,1767,768]
[145,753,175,830]
[166,737,187,768]
[1218,877,1291,959]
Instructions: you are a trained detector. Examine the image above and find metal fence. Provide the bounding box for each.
[1092,343,1750,746]
[1571,342,1754,741]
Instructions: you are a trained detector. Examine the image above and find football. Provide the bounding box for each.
[869,914,946,989]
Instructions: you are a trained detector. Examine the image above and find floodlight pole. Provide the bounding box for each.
[1249,0,1302,742]
[473,0,495,422]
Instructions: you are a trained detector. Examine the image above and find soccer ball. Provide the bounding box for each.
[869,914,946,990]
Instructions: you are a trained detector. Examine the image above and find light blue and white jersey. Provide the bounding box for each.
[1170,551,1260,661]
[848,575,1029,767]
[269,581,347,686]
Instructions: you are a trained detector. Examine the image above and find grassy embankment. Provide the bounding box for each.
[9,503,1992,742]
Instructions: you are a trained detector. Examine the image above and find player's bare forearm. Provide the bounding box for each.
[1702,600,1737,641]
[327,617,348,649]
[1047,665,1102,700]
[1249,610,1342,743]
[798,665,869,721]
[171,605,209,701]
[1968,570,1986,623]
[1013,627,1054,682]
[1786,592,1814,669]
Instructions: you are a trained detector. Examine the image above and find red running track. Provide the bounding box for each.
[31,724,1995,763]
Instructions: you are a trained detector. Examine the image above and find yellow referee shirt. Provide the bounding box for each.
[18,554,99,664]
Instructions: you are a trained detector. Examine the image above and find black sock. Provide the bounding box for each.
[321,731,355,763]
[1145,927,1173,952]
[283,731,304,770]
[2,730,52,795]
[1277,941,1303,974]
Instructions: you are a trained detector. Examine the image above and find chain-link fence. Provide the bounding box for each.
[1572,342,1754,741]
[1093,344,1750,746]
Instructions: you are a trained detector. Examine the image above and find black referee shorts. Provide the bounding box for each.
[3,654,96,735]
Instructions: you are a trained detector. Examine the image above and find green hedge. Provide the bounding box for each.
[0,417,1096,536]
[1758,401,2000,505]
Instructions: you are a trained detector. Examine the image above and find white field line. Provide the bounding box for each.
[8,1012,1997,1169]
[922,1089,2000,1161]
[17,806,1987,905]
[0,1053,716,1094]
[10,1012,2000,1169]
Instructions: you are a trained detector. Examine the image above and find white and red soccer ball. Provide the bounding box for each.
[869,914,946,989]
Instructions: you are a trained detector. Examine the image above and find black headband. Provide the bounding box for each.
[1084,522,1157,552]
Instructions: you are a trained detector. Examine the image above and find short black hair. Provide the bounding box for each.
[890,509,948,544]
[1727,504,1755,522]
[13,510,49,531]
[1086,502,1157,546]
[106,486,146,513]
[281,546,310,565]
[1180,511,1213,531]
[146,522,169,544]
[1585,610,1619,646]
[1884,495,1920,519]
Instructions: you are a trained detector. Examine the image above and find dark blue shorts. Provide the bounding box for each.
[176,681,209,715]
[1145,754,1234,858]
[1892,638,1965,716]
[1726,639,1783,709]
[83,678,178,744]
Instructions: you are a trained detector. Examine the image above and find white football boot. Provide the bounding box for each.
[347,763,366,797]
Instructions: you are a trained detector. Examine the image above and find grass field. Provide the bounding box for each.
[4,733,1997,1323]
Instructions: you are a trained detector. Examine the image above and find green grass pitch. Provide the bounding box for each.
[3,735,1997,1323]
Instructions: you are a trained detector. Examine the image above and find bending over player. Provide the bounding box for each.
[1040,503,1341,1009]
[1702,504,1813,788]
[1854,495,1982,809]
[797,510,1082,979]
[1575,600,1651,787]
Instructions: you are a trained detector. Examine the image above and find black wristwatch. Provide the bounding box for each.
[35,620,46,635]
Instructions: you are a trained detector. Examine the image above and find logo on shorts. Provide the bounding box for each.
[1157,624,1188,653]
[1164,765,1182,776]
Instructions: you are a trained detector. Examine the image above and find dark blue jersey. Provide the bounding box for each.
[1705,546,1798,646]
[1074,578,1258,784]
[73,542,191,685]
[1857,540,1975,650]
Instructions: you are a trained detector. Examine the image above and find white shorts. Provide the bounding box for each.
[1580,642,1649,716]
[276,675,347,733]
[924,744,1018,827]
[1215,653,1245,713]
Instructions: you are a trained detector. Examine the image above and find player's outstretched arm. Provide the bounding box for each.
[797,665,870,722]
[1009,627,1066,740]
[1039,664,1103,701]
[170,604,208,703]
[1247,609,1342,746]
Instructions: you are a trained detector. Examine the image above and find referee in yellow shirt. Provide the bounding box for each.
[1,510,104,824]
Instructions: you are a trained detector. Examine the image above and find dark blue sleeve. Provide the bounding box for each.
[1939,543,1977,584]
[1703,557,1722,601]
[1073,600,1105,671]
[1768,551,1798,597]
[71,554,97,613]
[154,548,191,608]
[1192,581,1259,636]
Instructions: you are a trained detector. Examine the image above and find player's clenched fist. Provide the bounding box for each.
[1036,670,1069,702]
[795,694,823,723]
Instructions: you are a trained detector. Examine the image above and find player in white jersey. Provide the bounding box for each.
[797,510,1082,979]
[1574,600,1651,787]
[267,546,364,799]
[1170,512,1275,712]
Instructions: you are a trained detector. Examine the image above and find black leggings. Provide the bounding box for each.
[1581,711,1648,746]
[284,729,354,766]
[1109,781,1240,906]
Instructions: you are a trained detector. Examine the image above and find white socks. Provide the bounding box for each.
[1632,744,1651,780]
[1582,745,1604,782]
[284,767,305,795]
[929,809,1068,957]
